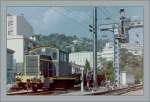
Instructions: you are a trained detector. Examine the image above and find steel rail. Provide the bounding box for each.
[88,84,143,95]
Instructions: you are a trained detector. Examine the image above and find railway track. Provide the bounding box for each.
[7,84,143,95]
[7,90,69,95]
[88,84,143,95]
[7,87,80,95]
[7,90,53,95]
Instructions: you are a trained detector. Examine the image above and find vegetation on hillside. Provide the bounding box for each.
[33,33,110,53]
[97,48,143,82]
[120,48,143,80]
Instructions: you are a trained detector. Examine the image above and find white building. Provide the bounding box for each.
[69,51,93,68]
[101,42,114,61]
[69,42,114,70]
[121,43,143,56]
[69,51,102,71]
[69,51,94,74]
[7,49,15,84]
[7,14,36,74]
[120,71,135,86]
[7,14,33,37]
[7,35,37,63]
[100,42,143,62]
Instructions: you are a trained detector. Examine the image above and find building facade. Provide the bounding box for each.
[121,43,143,56]
[69,51,93,68]
[69,42,114,69]
[7,35,37,74]
[7,49,15,84]
[100,42,114,61]
[7,14,33,37]
[7,14,35,74]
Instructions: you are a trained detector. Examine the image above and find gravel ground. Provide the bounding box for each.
[122,89,143,96]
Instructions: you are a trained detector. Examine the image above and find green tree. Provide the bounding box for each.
[99,60,114,82]
[120,48,143,81]
[120,48,127,71]
[84,59,91,73]
[128,55,143,81]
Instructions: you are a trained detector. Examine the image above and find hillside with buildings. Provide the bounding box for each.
[32,34,110,53]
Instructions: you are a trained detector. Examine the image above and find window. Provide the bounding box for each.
[8,21,13,26]
[8,30,13,35]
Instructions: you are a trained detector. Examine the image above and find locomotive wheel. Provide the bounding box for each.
[48,83,55,90]
[37,83,43,89]
[32,84,38,92]
[32,87,37,92]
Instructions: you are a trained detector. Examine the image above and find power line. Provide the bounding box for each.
[131,28,143,44]
[97,7,118,24]
[98,7,110,19]
[51,8,90,31]
[102,7,119,22]
[97,7,117,39]
[103,7,113,17]
[114,6,120,12]
[64,8,92,25]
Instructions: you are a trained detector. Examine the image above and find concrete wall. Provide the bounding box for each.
[17,16,33,37]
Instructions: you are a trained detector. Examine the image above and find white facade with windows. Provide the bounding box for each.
[69,51,93,68]
[7,35,37,74]
[7,14,35,74]
[7,35,37,63]
[101,42,114,61]
[7,15,33,37]
[121,43,143,56]
[69,42,114,73]
[69,43,114,69]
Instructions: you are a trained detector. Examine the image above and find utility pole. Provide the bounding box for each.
[93,7,97,89]
[89,7,98,89]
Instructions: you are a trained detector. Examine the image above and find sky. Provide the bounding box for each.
[7,6,144,44]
